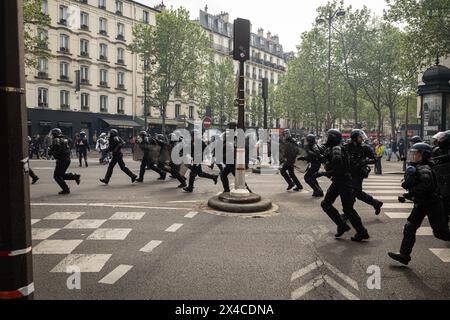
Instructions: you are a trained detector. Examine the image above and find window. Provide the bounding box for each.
[99,69,108,85]
[143,10,149,24]
[80,12,89,29]
[115,0,123,14]
[38,29,48,49]
[189,106,194,119]
[80,66,89,83]
[117,97,124,113]
[38,88,48,107]
[98,0,106,9]
[60,34,69,52]
[38,58,48,74]
[117,48,124,64]
[100,95,108,112]
[60,62,69,79]
[99,18,107,35]
[99,44,108,60]
[175,104,181,118]
[59,5,68,23]
[41,0,48,15]
[80,39,89,56]
[117,23,124,40]
[60,90,70,108]
[117,72,124,88]
[81,93,89,109]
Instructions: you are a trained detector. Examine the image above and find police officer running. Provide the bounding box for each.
[388,142,450,265]
[135,131,167,182]
[100,129,137,185]
[316,129,370,242]
[298,134,324,197]
[76,131,90,167]
[48,128,81,194]
[345,129,384,215]
[280,129,303,191]
[431,131,450,220]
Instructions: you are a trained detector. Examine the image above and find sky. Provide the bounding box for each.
[135,0,389,52]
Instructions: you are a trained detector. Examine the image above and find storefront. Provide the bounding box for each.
[27,108,142,145]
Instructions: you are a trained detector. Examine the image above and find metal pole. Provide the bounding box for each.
[0,0,34,300]
[403,95,409,171]
[144,61,148,132]
[327,16,332,130]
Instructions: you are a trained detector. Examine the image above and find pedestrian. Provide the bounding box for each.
[388,142,450,265]
[387,139,400,161]
[96,133,110,164]
[100,129,137,185]
[48,128,81,195]
[345,129,384,216]
[43,132,52,160]
[315,129,370,242]
[398,138,405,160]
[280,129,303,192]
[75,131,90,167]
[374,139,384,175]
[298,134,324,197]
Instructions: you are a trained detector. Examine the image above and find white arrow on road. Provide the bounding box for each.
[291,260,359,300]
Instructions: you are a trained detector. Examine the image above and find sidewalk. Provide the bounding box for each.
[377,158,405,175]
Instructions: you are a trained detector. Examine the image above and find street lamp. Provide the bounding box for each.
[316,8,346,130]
[143,57,156,132]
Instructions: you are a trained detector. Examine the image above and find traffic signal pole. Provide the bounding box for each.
[0,0,34,300]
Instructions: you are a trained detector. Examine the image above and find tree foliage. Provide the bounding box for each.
[24,0,51,68]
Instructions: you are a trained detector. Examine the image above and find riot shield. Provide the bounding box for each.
[294,147,309,173]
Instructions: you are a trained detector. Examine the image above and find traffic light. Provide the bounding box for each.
[262,78,268,99]
[233,18,250,62]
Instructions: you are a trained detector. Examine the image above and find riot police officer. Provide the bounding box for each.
[135,131,166,183]
[316,129,370,242]
[345,129,384,215]
[183,130,218,193]
[76,131,90,167]
[431,131,450,220]
[299,134,324,197]
[48,128,80,194]
[100,129,137,185]
[280,129,303,191]
[389,142,450,265]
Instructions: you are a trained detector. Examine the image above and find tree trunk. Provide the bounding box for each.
[352,88,358,127]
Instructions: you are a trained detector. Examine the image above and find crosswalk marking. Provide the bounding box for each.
[32,228,60,240]
[44,212,85,220]
[33,240,83,255]
[165,223,183,233]
[99,265,133,285]
[370,190,403,194]
[64,219,107,229]
[185,211,198,219]
[140,240,163,253]
[31,219,41,225]
[373,196,400,201]
[51,254,112,273]
[417,227,433,236]
[430,249,450,262]
[87,228,132,240]
[364,186,403,190]
[384,212,410,219]
[382,203,414,209]
[110,212,146,220]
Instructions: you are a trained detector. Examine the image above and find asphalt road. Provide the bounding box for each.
[28,157,450,300]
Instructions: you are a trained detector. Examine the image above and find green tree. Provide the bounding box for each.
[24,0,51,68]
[129,7,211,134]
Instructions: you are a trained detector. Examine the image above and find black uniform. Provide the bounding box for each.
[101,135,137,184]
[280,136,303,191]
[76,136,90,167]
[303,143,324,196]
[319,144,369,241]
[157,136,187,187]
[49,134,80,194]
[432,146,450,220]
[185,139,218,192]
[345,142,383,214]
[137,136,166,182]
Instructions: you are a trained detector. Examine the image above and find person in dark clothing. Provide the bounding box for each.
[183,130,218,193]
[316,129,370,242]
[76,131,90,167]
[26,137,39,184]
[165,133,187,188]
[100,129,137,185]
[280,129,303,191]
[431,131,450,221]
[48,128,81,194]
[136,131,167,182]
[387,140,400,161]
[345,130,384,216]
[398,139,405,160]
[389,142,450,265]
[298,134,324,197]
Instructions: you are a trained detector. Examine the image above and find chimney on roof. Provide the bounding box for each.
[267,31,271,39]
[221,12,229,23]
[272,34,279,44]
[257,28,264,37]
[155,1,166,11]
[205,4,208,12]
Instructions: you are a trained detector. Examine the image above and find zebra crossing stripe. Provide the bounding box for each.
[382,203,414,209]
[99,265,133,285]
[384,212,410,219]
[430,249,450,262]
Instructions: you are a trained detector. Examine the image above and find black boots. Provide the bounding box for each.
[351,232,370,242]
[388,252,411,265]
[374,201,384,215]
[335,224,351,238]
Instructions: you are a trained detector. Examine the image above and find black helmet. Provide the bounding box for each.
[110,129,118,137]
[410,142,432,163]
[410,136,422,145]
[437,131,450,149]
[139,131,148,138]
[350,129,367,142]
[80,131,86,137]
[306,134,316,145]
[325,129,342,147]
[51,128,62,137]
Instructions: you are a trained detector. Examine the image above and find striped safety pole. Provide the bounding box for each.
[0,0,34,300]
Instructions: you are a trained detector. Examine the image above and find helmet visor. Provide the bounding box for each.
[409,149,423,163]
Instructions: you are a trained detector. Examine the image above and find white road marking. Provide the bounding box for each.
[323,261,359,291]
[32,167,53,170]
[323,275,360,300]
[140,240,163,253]
[87,228,132,240]
[291,261,322,282]
[32,203,189,211]
[185,211,198,219]
[167,201,202,204]
[64,219,107,229]
[165,223,183,233]
[31,219,41,225]
[364,186,404,190]
[291,276,324,300]
[373,196,401,201]
[382,203,414,209]
[33,240,83,254]
[44,212,85,220]
[364,183,400,186]
[417,227,433,236]
[430,249,450,262]
[384,212,411,219]
[32,228,60,240]
[370,190,403,194]
[51,254,112,273]
[110,212,146,220]
[99,265,133,285]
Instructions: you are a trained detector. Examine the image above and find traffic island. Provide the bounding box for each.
[208,192,274,214]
